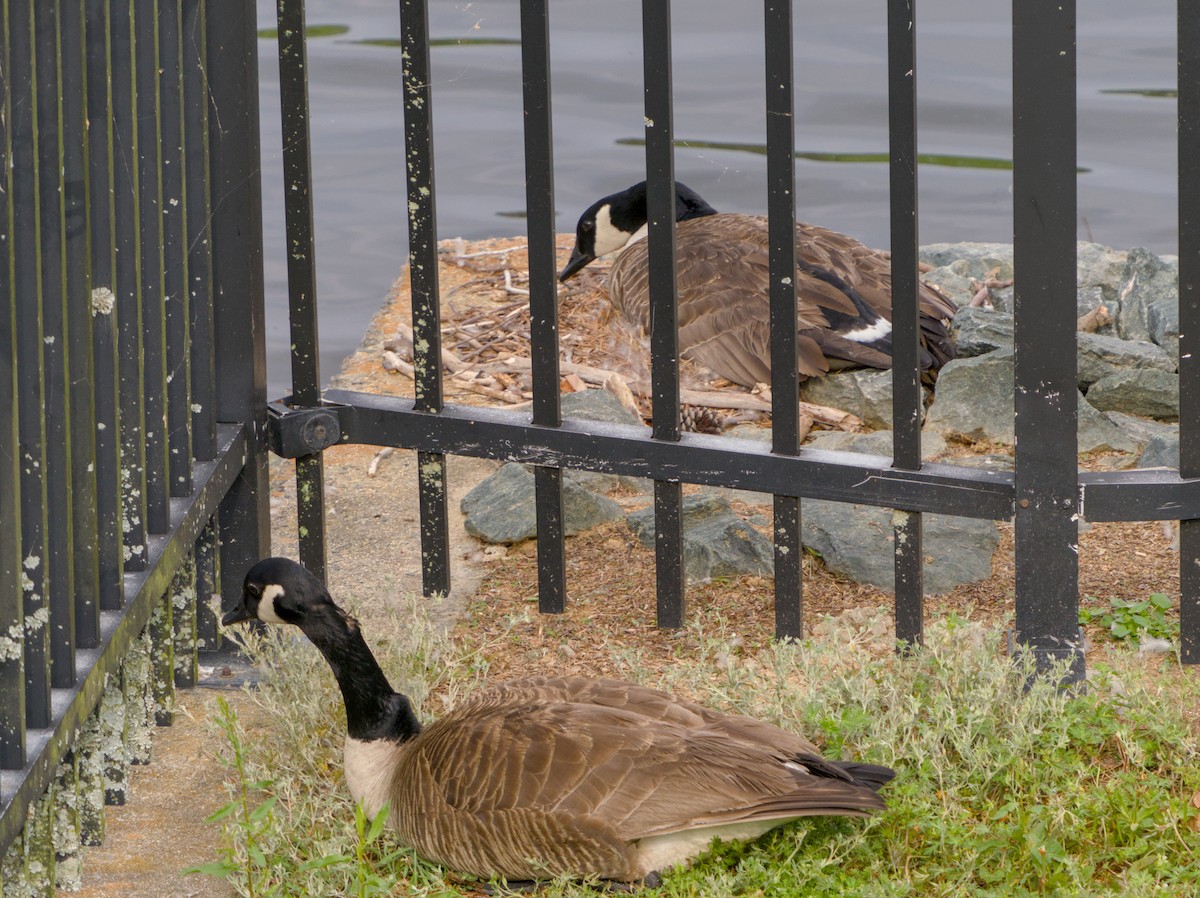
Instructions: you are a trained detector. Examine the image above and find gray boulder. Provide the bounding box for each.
[626,492,774,583]
[1077,242,1129,311]
[561,388,643,426]
[1138,432,1179,469]
[800,369,897,430]
[1085,368,1179,419]
[801,500,1000,595]
[461,462,623,544]
[1104,412,1178,452]
[919,243,1015,308]
[924,348,1136,452]
[950,306,1014,357]
[923,350,1015,443]
[1116,248,1180,358]
[1076,332,1174,388]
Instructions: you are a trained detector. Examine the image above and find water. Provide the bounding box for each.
[255,0,1179,398]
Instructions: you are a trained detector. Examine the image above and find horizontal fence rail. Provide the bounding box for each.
[262,0,1199,685]
[0,0,270,885]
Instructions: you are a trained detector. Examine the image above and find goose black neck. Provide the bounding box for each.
[299,607,423,743]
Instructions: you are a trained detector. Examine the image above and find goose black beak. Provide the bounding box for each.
[559,247,594,282]
[221,601,254,627]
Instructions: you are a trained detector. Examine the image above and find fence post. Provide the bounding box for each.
[1012,0,1085,685]
[206,0,270,606]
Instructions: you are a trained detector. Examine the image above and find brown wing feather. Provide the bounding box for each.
[606,213,956,387]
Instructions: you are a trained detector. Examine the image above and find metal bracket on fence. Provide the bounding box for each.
[266,398,351,458]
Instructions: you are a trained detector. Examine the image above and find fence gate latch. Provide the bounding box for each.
[267,398,350,458]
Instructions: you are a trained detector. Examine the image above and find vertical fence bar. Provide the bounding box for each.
[764,0,802,640]
[520,0,566,614]
[87,0,122,612]
[111,0,148,572]
[12,0,52,730]
[642,0,685,628]
[400,0,450,597]
[34,0,79,688]
[135,0,170,535]
[0,0,27,770]
[184,0,216,463]
[63,0,100,650]
[161,0,193,500]
[208,0,271,605]
[888,0,924,648]
[276,0,328,582]
[194,517,220,653]
[1179,0,1200,664]
[1012,0,1083,684]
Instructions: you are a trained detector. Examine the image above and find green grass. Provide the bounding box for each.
[190,601,1200,897]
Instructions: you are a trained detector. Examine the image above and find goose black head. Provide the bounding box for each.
[559,180,718,282]
[222,556,338,629]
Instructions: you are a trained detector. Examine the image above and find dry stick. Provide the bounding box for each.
[493,356,862,430]
[1077,304,1112,333]
[382,350,527,405]
[385,324,862,429]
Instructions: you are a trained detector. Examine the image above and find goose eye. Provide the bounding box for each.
[246,583,262,599]
[581,221,593,233]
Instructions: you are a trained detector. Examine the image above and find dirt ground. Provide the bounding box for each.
[64,236,1188,896]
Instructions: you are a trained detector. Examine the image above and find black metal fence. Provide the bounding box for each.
[272,0,1198,685]
[3,0,1200,890]
[0,0,268,885]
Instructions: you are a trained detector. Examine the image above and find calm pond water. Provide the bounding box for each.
[255,0,1179,398]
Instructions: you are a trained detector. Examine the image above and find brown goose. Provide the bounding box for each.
[223,557,895,885]
[559,180,956,386]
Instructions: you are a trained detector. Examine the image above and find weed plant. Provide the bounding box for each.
[192,600,1200,897]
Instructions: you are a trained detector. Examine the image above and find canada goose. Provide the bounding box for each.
[559,180,956,387]
[223,557,895,885]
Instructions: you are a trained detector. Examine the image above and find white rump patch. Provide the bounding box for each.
[634,821,782,877]
[344,736,404,819]
[842,317,893,344]
[257,583,287,624]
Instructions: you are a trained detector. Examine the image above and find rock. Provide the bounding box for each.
[1104,413,1177,452]
[561,388,643,426]
[1116,247,1180,357]
[805,430,893,457]
[1085,368,1179,419]
[1076,242,1129,310]
[800,373,864,421]
[923,350,1015,443]
[800,369,897,430]
[950,454,1014,472]
[801,500,1000,595]
[626,492,774,583]
[461,462,623,544]
[950,306,1014,357]
[1138,432,1179,468]
[919,243,1015,308]
[1077,399,1140,454]
[726,423,772,442]
[923,348,1136,452]
[1076,332,1175,388]
[803,429,948,461]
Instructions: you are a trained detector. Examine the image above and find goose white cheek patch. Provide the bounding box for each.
[257,583,287,624]
[593,204,638,257]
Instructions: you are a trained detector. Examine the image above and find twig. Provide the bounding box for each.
[503,269,530,297]
[489,356,862,429]
[1077,304,1111,333]
[367,447,395,477]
